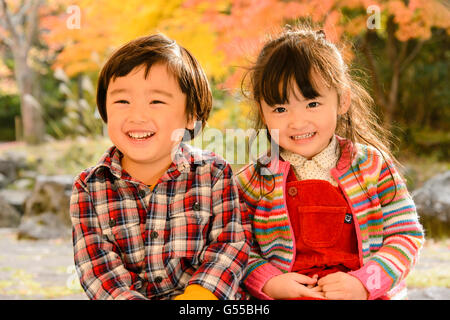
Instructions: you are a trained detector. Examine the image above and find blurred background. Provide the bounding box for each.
[0,0,449,299]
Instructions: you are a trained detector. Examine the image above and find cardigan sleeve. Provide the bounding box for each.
[235,179,283,300]
[349,155,425,299]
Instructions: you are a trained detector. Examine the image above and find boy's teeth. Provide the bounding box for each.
[292,132,315,140]
[128,132,154,139]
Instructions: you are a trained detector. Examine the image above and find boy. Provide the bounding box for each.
[69,34,250,300]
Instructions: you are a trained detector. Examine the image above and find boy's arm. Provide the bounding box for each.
[348,157,425,299]
[184,164,251,300]
[70,179,148,300]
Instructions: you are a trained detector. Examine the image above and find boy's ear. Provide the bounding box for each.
[338,89,351,115]
[186,116,196,131]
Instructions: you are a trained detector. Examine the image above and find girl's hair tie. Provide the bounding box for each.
[316,29,326,39]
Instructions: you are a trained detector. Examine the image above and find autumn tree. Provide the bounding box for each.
[0,0,45,144]
[43,0,226,79]
[187,0,450,128]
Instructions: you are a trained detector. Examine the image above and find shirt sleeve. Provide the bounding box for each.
[173,284,219,300]
[349,156,425,299]
[70,179,148,300]
[187,164,251,300]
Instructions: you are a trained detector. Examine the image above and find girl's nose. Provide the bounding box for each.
[288,109,309,130]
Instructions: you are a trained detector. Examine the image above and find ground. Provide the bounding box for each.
[0,228,448,300]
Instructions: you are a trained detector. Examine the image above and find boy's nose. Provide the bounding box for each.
[129,103,149,123]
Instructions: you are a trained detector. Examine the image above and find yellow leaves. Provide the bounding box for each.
[386,0,450,41]
[45,0,227,79]
[207,97,251,131]
[160,6,226,80]
[0,60,18,95]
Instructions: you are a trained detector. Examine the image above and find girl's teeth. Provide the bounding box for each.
[292,132,315,140]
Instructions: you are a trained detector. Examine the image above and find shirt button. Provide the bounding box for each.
[134,280,143,290]
[150,231,158,239]
[192,202,200,211]
[154,276,163,284]
[288,186,297,197]
[109,218,116,227]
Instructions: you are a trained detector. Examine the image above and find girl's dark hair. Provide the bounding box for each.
[240,25,401,203]
[96,33,212,137]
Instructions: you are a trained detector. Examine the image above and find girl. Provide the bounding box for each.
[235,26,424,300]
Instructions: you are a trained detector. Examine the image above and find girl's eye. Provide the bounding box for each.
[114,100,129,104]
[150,100,165,105]
[273,107,287,113]
[307,102,320,108]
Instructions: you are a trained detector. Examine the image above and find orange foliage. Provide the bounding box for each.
[186,0,450,89]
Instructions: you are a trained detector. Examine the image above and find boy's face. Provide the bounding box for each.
[106,63,192,174]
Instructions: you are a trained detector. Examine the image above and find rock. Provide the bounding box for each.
[408,287,450,300]
[412,171,450,221]
[0,173,7,189]
[412,171,450,237]
[17,212,71,240]
[11,178,34,190]
[0,150,27,182]
[0,189,31,215]
[0,195,21,227]
[17,175,73,240]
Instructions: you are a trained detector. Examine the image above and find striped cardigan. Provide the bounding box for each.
[235,136,424,300]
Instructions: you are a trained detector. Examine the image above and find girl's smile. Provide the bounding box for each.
[260,71,349,159]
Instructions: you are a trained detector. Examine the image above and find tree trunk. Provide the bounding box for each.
[0,0,45,145]
[12,49,44,144]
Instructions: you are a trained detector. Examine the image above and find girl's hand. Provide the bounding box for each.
[262,272,325,299]
[317,272,369,300]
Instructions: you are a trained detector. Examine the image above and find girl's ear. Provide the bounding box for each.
[338,88,351,115]
[258,103,267,125]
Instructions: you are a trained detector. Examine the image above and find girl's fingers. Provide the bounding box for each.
[323,290,347,300]
[322,282,342,293]
[297,286,326,299]
[310,286,323,292]
[291,273,317,285]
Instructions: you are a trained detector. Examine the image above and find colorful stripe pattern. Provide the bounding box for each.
[235,136,424,300]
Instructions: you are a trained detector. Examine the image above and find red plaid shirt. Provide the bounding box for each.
[70,143,251,300]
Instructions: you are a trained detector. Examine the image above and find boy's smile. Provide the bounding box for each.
[105,63,192,184]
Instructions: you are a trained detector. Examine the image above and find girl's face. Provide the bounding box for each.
[260,72,349,160]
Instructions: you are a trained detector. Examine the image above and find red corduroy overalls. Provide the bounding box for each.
[285,168,360,299]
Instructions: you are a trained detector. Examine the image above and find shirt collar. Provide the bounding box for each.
[280,135,338,171]
[86,143,192,183]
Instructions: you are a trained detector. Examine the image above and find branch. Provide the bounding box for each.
[400,39,425,73]
[0,0,19,41]
[361,31,387,108]
[24,0,42,52]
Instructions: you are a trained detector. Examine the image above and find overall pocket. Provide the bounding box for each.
[298,205,346,248]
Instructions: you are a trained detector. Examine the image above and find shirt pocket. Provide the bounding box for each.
[298,205,346,248]
[165,206,212,263]
[108,220,145,270]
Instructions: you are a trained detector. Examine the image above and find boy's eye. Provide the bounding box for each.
[273,106,287,113]
[114,100,129,104]
[150,100,165,105]
[307,102,320,108]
